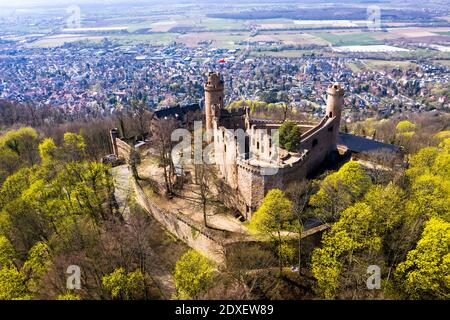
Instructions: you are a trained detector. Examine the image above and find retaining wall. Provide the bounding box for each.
[133,179,226,264]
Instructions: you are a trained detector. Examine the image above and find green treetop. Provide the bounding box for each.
[279,121,301,152]
[173,250,215,299]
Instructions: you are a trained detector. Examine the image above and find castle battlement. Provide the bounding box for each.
[327,83,345,97]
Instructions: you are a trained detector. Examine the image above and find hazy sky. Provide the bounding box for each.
[0,0,83,7]
[0,0,145,8]
[0,0,439,9]
[0,0,350,8]
[0,0,240,9]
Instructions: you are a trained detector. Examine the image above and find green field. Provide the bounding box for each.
[395,48,450,60]
[27,36,105,48]
[315,32,384,46]
[250,49,314,58]
[433,59,450,67]
[199,18,247,31]
[362,59,418,70]
[346,59,419,72]
[27,33,179,48]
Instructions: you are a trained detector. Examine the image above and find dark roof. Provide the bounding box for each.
[338,133,399,153]
[154,104,201,119]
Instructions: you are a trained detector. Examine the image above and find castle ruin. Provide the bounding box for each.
[204,72,344,220]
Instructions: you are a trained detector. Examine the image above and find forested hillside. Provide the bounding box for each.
[0,129,170,299]
[0,112,449,300]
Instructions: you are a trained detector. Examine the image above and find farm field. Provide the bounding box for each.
[433,59,450,67]
[252,32,329,45]
[27,33,180,47]
[199,18,248,31]
[27,35,105,47]
[109,33,179,45]
[332,45,409,53]
[123,16,248,33]
[362,59,418,70]
[313,31,384,46]
[24,24,450,51]
[346,59,418,72]
[4,1,450,56]
[250,49,315,58]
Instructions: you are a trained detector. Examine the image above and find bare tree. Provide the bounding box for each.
[150,118,179,197]
[277,92,293,122]
[362,149,403,185]
[286,180,314,274]
[130,99,153,139]
[226,244,278,299]
[194,163,218,228]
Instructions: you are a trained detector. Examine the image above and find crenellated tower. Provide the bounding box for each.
[110,128,119,156]
[326,83,344,148]
[204,72,224,142]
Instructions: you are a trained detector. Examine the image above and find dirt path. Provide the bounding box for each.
[112,164,180,299]
[112,165,133,220]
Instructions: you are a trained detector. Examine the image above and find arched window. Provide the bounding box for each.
[329,111,333,117]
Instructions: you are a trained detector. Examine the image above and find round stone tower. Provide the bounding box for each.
[204,72,224,142]
[326,83,345,149]
[110,128,119,156]
[326,82,344,120]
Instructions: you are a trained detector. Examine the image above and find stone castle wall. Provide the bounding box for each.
[110,130,140,164]
[133,179,226,264]
[116,139,134,162]
[214,124,239,189]
[236,164,265,220]
[228,116,340,219]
